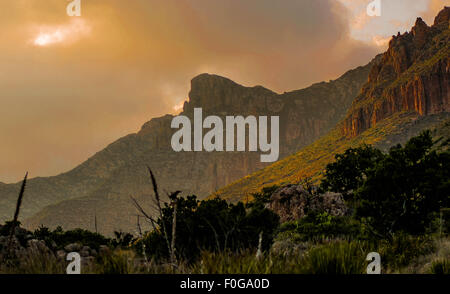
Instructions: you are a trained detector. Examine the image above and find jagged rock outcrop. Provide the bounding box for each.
[342,7,450,137]
[266,185,348,223]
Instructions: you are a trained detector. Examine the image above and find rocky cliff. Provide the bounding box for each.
[0,56,376,235]
[214,7,450,203]
[342,7,450,137]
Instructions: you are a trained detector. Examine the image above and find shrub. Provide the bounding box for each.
[190,250,307,274]
[33,226,110,250]
[136,196,279,262]
[430,259,450,274]
[300,241,367,274]
[111,231,136,249]
[278,212,364,242]
[378,233,434,270]
[322,131,450,237]
[95,250,136,274]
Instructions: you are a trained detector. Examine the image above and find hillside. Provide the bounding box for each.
[0,52,376,235]
[213,112,450,202]
[214,7,450,202]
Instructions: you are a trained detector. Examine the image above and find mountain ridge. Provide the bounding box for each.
[0,53,378,235]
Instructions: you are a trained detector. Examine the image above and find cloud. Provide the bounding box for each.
[421,0,450,24]
[31,18,91,47]
[338,0,450,41]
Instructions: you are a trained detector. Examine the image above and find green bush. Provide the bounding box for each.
[278,213,365,242]
[322,131,450,237]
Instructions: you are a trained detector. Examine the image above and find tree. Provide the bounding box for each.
[321,131,450,237]
[136,196,279,262]
[355,131,449,236]
[320,145,383,201]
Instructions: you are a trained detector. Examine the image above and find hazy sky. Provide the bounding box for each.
[0,0,448,183]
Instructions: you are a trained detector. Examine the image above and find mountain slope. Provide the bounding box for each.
[214,7,450,202]
[213,112,450,202]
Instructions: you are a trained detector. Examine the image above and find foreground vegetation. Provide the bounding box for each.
[0,131,448,274]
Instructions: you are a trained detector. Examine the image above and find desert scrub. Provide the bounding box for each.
[0,249,66,274]
[399,237,450,274]
[190,241,368,274]
[429,259,450,274]
[378,233,435,272]
[190,250,306,274]
[93,249,137,274]
[300,241,367,274]
[277,213,364,243]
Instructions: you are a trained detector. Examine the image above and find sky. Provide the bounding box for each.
[0,0,448,183]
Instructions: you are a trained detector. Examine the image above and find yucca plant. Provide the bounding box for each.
[4,172,28,261]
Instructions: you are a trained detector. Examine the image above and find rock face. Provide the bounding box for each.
[214,8,450,204]
[342,7,450,137]
[266,185,347,223]
[0,54,376,235]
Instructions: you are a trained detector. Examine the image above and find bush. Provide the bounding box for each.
[0,250,66,274]
[248,185,279,207]
[110,231,136,249]
[278,212,365,242]
[378,233,434,270]
[135,196,279,262]
[0,221,31,247]
[33,226,110,250]
[95,250,136,274]
[300,241,367,274]
[322,131,450,237]
[430,259,450,274]
[190,250,310,274]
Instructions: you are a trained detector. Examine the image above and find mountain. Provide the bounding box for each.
[0,52,376,235]
[214,7,450,202]
[342,9,449,137]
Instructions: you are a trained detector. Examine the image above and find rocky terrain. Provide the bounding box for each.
[266,185,347,223]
